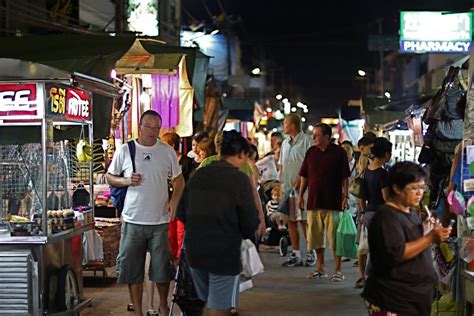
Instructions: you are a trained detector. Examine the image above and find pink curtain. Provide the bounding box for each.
[151,73,180,128]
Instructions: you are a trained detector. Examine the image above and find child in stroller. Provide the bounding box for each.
[266,186,288,230]
[259,180,291,256]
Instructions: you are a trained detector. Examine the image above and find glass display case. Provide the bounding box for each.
[0,58,120,315]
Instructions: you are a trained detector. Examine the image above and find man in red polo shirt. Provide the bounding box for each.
[298,123,350,282]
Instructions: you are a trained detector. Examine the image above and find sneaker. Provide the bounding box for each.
[282,253,303,267]
[352,260,359,267]
[305,250,316,267]
[341,257,351,262]
[146,310,159,316]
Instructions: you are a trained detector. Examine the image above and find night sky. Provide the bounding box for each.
[182,0,472,121]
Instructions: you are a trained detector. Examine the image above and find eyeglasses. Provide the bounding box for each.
[141,125,161,132]
[405,185,429,193]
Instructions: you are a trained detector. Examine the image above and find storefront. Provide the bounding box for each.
[0,35,210,277]
[459,55,474,315]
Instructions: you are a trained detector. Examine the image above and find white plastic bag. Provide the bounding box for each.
[358,226,369,255]
[241,239,264,277]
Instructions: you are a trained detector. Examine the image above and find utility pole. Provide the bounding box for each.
[115,0,126,34]
[377,18,384,96]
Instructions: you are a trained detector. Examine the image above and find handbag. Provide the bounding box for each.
[241,239,264,277]
[423,66,463,125]
[434,119,464,141]
[418,144,434,164]
[278,188,298,219]
[358,226,369,255]
[349,168,366,199]
[110,141,136,211]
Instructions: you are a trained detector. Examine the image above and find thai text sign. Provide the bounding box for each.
[47,84,67,117]
[47,84,92,121]
[400,11,473,53]
[0,83,41,119]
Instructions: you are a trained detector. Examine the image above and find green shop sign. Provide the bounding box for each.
[400,11,473,53]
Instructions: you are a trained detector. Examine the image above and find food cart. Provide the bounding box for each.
[0,58,120,315]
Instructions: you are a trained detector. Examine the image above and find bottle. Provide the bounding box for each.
[76,206,84,227]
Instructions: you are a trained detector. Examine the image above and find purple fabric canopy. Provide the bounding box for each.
[151,73,180,128]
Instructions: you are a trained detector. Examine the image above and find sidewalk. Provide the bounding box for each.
[81,246,367,315]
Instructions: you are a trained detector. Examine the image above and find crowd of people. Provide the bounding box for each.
[107,110,452,316]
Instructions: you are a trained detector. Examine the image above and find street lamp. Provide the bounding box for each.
[210,29,220,35]
[384,91,391,99]
[303,108,309,113]
[276,94,283,100]
[282,98,289,103]
[358,69,366,77]
[251,67,261,75]
[291,107,297,112]
[301,117,306,122]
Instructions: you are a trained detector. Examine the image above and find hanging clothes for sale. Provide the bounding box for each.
[151,72,180,128]
[131,76,142,140]
[176,57,194,137]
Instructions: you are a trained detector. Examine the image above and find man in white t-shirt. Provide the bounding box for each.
[107,110,184,316]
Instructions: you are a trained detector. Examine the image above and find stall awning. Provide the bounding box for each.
[221,98,255,122]
[0,35,210,136]
[362,97,405,129]
[222,98,254,111]
[115,39,184,75]
[375,92,435,112]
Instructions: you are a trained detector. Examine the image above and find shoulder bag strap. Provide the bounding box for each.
[350,162,356,175]
[127,140,137,173]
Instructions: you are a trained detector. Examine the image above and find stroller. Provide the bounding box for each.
[170,248,205,316]
[259,180,291,257]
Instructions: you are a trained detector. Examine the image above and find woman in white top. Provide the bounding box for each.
[256,144,280,182]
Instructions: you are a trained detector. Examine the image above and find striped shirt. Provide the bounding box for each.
[266,200,279,213]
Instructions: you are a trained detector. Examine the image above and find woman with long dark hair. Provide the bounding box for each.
[354,137,392,288]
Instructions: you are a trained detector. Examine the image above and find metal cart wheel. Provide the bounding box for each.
[279,236,288,257]
[56,265,80,311]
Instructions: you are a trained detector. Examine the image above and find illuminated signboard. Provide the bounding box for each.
[47,84,67,117]
[66,88,91,121]
[0,83,42,120]
[46,84,92,121]
[400,11,473,53]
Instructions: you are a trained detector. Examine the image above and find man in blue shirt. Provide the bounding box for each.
[279,114,315,267]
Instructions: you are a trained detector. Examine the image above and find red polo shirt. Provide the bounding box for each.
[299,143,350,211]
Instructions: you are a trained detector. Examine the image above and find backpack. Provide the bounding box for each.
[110,141,136,212]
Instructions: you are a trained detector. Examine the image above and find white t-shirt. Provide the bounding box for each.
[108,140,181,225]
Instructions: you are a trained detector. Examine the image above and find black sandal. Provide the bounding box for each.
[127,303,134,311]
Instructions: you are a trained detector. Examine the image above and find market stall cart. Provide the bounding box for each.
[0,58,120,315]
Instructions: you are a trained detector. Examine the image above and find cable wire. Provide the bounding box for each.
[201,0,215,21]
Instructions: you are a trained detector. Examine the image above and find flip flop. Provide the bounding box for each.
[307,271,328,279]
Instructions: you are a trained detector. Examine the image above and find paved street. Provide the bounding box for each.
[81,245,367,315]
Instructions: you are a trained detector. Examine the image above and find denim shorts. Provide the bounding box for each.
[117,222,174,284]
[190,268,240,309]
